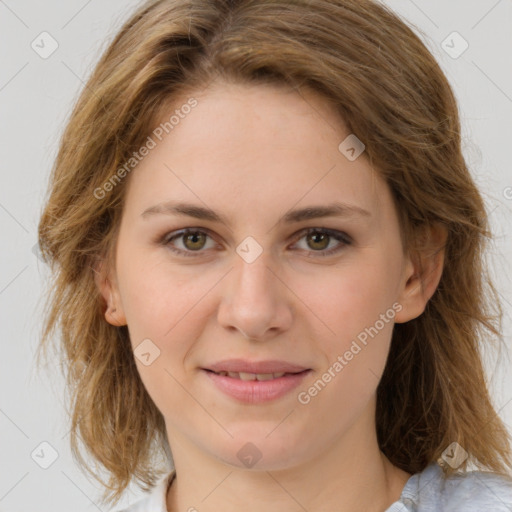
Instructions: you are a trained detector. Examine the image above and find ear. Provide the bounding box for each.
[394,223,448,323]
[93,257,127,327]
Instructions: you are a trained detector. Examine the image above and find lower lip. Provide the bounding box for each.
[202,369,311,403]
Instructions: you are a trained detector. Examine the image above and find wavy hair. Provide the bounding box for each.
[37,0,512,505]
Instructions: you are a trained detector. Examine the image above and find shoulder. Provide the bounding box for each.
[402,462,512,511]
[112,470,176,512]
[440,466,512,510]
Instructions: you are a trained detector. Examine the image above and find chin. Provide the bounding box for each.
[208,430,308,471]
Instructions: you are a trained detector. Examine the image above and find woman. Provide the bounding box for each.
[37,0,512,510]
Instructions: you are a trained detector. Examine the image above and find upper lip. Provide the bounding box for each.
[204,359,310,374]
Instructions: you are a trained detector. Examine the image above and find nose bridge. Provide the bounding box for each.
[217,238,291,339]
[232,239,278,303]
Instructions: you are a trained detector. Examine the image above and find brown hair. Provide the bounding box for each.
[37,0,512,505]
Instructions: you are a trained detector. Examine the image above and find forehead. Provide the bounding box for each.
[122,81,388,225]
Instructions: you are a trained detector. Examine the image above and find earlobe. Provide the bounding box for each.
[93,258,127,327]
[104,303,126,327]
[394,223,448,324]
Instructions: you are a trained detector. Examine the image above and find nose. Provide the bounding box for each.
[216,247,293,341]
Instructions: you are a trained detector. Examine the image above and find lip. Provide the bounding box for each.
[204,359,310,374]
[202,368,312,404]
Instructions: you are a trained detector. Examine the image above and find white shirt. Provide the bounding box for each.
[114,462,512,511]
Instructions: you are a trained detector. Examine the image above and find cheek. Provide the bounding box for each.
[298,255,401,347]
[116,249,218,374]
[116,258,214,411]
[117,242,196,334]
[294,262,399,424]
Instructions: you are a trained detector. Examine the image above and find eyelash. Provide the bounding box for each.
[159,227,352,258]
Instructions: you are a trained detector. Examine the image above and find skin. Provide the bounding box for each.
[96,80,445,512]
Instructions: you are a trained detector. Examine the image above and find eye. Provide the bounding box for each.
[161,228,217,257]
[159,227,351,258]
[291,227,352,257]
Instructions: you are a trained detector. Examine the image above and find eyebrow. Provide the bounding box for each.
[141,200,371,226]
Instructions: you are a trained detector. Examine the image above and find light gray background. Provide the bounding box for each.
[1,1,511,511]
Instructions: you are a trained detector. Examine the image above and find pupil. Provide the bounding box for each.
[186,232,204,249]
[310,232,328,250]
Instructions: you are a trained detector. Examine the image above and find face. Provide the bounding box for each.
[99,80,425,471]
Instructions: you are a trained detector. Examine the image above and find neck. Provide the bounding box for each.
[165,401,411,512]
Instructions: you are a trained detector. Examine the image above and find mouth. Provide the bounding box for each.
[201,368,312,403]
[203,369,308,381]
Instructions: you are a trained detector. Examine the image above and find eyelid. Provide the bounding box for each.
[160,227,219,257]
[293,226,352,246]
[290,227,352,257]
[159,226,352,258]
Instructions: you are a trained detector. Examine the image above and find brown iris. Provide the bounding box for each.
[306,231,330,250]
[183,231,207,251]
